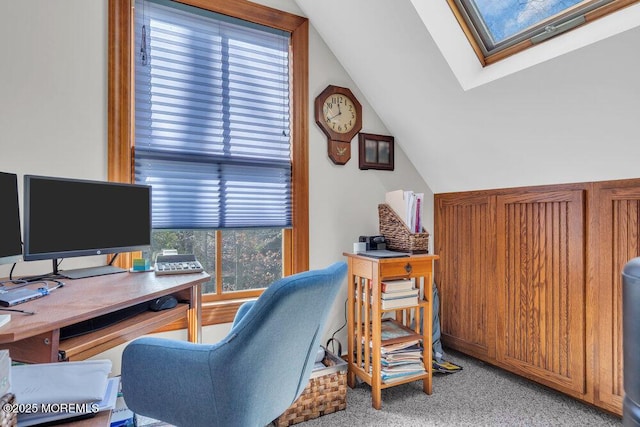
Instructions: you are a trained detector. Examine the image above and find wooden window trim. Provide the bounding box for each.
[446,0,640,66]
[107,0,309,326]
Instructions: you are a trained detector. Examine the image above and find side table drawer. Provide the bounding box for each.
[379,259,432,278]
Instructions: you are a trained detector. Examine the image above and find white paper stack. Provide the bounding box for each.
[385,190,424,233]
[12,359,112,404]
[0,350,10,396]
[11,359,118,426]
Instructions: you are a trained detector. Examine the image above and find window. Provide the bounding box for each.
[108,0,309,322]
[448,0,640,65]
[134,0,290,298]
[150,228,283,295]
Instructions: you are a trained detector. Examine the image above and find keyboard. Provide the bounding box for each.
[60,301,150,340]
[155,254,204,276]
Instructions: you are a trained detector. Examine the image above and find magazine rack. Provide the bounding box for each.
[343,252,439,409]
[378,204,429,253]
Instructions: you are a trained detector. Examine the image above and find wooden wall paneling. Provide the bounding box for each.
[436,179,640,415]
[435,193,496,360]
[593,180,640,414]
[495,189,586,396]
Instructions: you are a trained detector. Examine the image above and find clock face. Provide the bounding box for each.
[322,94,358,134]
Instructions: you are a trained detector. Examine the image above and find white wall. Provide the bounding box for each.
[0,0,432,371]
[295,0,640,194]
[0,0,109,277]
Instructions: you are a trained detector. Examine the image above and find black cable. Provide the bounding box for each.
[108,253,119,266]
[8,262,17,281]
[0,307,35,315]
[1,253,65,289]
[326,298,348,356]
[44,280,65,292]
[1,279,64,292]
[20,273,64,283]
[0,280,30,290]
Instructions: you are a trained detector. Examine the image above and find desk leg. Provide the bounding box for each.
[187,283,202,343]
[0,330,60,363]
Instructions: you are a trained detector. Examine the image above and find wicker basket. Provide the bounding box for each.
[378,203,429,253]
[1,393,16,427]
[274,351,347,426]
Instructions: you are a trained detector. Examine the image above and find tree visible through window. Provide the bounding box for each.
[151,228,282,294]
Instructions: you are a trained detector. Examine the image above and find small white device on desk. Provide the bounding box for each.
[155,254,204,276]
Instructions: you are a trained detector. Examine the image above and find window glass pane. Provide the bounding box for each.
[221,228,282,292]
[470,0,584,43]
[150,228,283,294]
[151,229,216,293]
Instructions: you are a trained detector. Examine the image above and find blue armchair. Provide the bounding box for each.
[120,261,347,427]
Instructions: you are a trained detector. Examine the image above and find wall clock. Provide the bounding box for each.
[314,85,362,165]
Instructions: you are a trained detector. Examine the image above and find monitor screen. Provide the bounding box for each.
[23,175,151,263]
[0,172,23,265]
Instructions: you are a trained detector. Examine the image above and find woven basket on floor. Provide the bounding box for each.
[274,352,347,426]
[378,203,429,253]
[1,393,17,427]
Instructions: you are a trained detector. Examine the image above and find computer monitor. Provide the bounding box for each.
[0,171,23,266]
[23,175,151,279]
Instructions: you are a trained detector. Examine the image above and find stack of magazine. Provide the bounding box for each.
[377,319,426,383]
[381,342,425,383]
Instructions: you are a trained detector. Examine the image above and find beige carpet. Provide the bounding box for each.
[135,349,622,427]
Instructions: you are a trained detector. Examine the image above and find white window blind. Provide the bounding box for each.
[134,0,291,229]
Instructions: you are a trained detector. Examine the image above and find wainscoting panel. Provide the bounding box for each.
[594,181,640,413]
[434,179,640,414]
[495,190,585,395]
[435,193,496,360]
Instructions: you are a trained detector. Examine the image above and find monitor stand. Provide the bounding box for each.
[60,265,127,280]
[50,258,127,280]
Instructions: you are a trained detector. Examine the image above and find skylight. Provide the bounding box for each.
[448,0,638,65]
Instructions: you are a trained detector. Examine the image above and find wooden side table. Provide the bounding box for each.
[343,252,439,409]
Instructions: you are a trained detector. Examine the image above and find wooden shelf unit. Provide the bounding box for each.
[344,252,439,409]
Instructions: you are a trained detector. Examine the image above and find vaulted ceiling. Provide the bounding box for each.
[294,0,640,193]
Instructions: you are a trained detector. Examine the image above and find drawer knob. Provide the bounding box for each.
[404,263,412,274]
